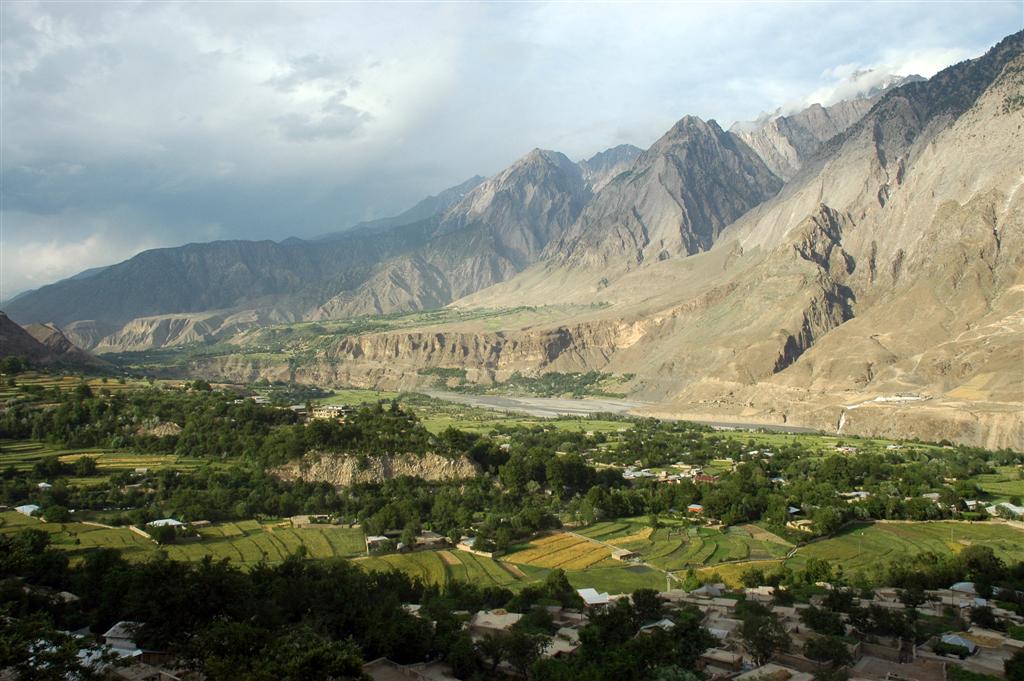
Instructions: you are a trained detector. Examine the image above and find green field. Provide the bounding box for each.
[356,549,533,589]
[575,518,793,571]
[0,373,157,400]
[785,521,1024,573]
[0,439,217,483]
[968,466,1024,501]
[0,512,366,567]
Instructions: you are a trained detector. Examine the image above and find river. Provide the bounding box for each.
[424,391,821,434]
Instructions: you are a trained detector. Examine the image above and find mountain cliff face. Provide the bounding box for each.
[5,31,1021,447]
[243,31,1023,448]
[550,116,783,269]
[0,312,106,368]
[311,148,592,319]
[729,75,922,180]
[579,144,643,192]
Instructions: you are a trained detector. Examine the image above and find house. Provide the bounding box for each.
[940,633,978,655]
[146,518,184,528]
[699,648,743,676]
[638,618,676,634]
[104,621,142,653]
[787,519,814,532]
[611,548,638,562]
[577,588,610,608]
[363,658,459,681]
[468,609,523,639]
[735,663,814,681]
[311,404,354,421]
[839,490,871,502]
[694,474,718,484]
[744,585,777,602]
[14,504,40,516]
[687,503,704,514]
[543,627,582,658]
[691,583,725,598]
[37,481,52,490]
[986,502,1024,518]
[111,663,182,681]
[365,535,391,552]
[704,615,742,642]
[415,531,449,550]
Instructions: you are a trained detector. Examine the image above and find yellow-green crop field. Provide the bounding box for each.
[0,373,155,400]
[505,532,615,571]
[784,521,1024,573]
[356,549,532,589]
[576,519,792,570]
[0,440,211,479]
[0,512,366,567]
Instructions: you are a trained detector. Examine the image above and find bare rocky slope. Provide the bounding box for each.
[276,451,479,486]
[0,312,107,368]
[6,32,1021,448]
[227,32,1023,449]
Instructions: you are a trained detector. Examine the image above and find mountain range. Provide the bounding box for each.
[4,30,1022,448]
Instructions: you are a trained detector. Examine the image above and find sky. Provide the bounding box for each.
[1,1,1020,299]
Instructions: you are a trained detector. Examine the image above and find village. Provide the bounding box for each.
[49,576,1023,681]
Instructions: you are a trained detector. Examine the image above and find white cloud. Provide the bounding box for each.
[1,0,1019,292]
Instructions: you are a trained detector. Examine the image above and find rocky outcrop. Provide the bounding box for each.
[276,451,480,486]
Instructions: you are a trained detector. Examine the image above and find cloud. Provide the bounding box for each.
[1,0,1019,295]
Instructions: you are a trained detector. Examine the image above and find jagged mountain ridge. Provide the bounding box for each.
[729,74,924,180]
[549,116,784,269]
[276,31,1023,448]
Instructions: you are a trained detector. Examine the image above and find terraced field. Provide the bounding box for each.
[967,466,1024,501]
[356,549,531,589]
[504,532,614,570]
[0,373,152,400]
[0,439,211,475]
[786,521,1024,573]
[0,512,366,567]
[577,519,792,570]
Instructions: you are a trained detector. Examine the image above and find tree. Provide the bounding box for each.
[741,613,791,665]
[631,588,665,624]
[505,630,545,679]
[74,456,99,477]
[1005,649,1024,681]
[42,505,71,523]
[805,636,853,668]
[476,634,506,674]
[152,524,177,545]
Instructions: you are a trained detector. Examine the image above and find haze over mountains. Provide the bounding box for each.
[5,31,1022,447]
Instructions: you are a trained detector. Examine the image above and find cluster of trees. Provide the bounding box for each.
[0,356,32,376]
[4,379,1023,553]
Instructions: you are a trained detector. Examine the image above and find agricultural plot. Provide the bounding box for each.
[504,533,614,571]
[356,549,528,589]
[565,565,665,594]
[786,521,1024,574]
[967,466,1024,501]
[0,511,366,567]
[578,519,792,571]
[0,439,207,477]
